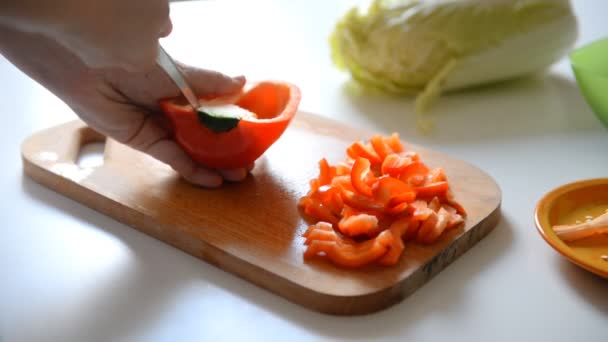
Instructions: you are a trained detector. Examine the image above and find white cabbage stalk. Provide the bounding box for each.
[330,0,578,116]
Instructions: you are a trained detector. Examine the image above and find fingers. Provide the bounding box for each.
[146,140,253,186]
[103,64,245,111]
[1,24,250,188]
[158,0,173,38]
[178,63,246,98]
[121,115,222,187]
[159,19,173,38]
[123,42,158,72]
[145,139,224,188]
[218,168,249,182]
[217,162,256,182]
[148,140,251,186]
[123,114,253,187]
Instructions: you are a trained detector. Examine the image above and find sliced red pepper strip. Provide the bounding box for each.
[448,200,467,217]
[428,197,442,212]
[416,181,449,198]
[381,154,413,178]
[416,211,438,244]
[303,240,333,259]
[402,219,421,241]
[377,217,410,265]
[335,161,353,176]
[351,157,375,197]
[385,193,417,208]
[373,176,416,205]
[331,175,355,192]
[427,167,447,183]
[400,150,421,162]
[304,229,338,245]
[302,221,333,239]
[317,158,334,186]
[400,161,430,186]
[370,134,392,161]
[443,205,465,229]
[384,132,405,153]
[445,189,467,216]
[340,205,360,219]
[303,223,339,245]
[310,185,343,216]
[309,179,320,192]
[341,189,384,212]
[385,202,410,215]
[347,141,382,165]
[377,232,404,266]
[159,81,301,169]
[305,230,393,268]
[417,208,449,244]
[303,200,339,225]
[409,200,433,221]
[431,188,467,216]
[338,213,380,237]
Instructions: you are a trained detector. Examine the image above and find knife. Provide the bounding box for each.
[155,43,200,110]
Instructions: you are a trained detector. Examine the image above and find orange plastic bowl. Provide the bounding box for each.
[534,178,608,278]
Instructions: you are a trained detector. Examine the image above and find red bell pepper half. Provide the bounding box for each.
[159,81,301,169]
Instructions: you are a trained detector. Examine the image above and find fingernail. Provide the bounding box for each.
[221,168,248,182]
[186,170,223,188]
[204,175,223,188]
[159,20,173,38]
[233,75,246,85]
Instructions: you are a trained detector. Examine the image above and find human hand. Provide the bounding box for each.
[0,26,250,188]
[1,0,172,71]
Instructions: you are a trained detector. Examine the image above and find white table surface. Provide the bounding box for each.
[1,1,607,341]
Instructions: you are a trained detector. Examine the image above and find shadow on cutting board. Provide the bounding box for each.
[129,155,302,257]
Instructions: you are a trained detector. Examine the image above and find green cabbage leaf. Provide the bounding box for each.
[330,0,578,115]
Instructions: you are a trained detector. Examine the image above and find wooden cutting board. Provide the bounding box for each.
[21,112,501,315]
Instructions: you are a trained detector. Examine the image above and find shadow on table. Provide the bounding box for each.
[22,176,199,342]
[22,172,513,341]
[233,215,514,340]
[224,216,512,339]
[340,73,603,145]
[557,258,608,315]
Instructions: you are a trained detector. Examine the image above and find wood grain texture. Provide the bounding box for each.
[21,112,501,315]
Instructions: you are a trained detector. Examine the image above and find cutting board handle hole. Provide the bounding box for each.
[76,141,105,168]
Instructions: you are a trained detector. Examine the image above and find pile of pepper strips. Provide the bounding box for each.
[298,133,466,268]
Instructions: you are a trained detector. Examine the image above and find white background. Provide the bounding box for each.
[1,1,607,341]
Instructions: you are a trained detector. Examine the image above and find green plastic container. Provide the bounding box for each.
[570,37,608,127]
